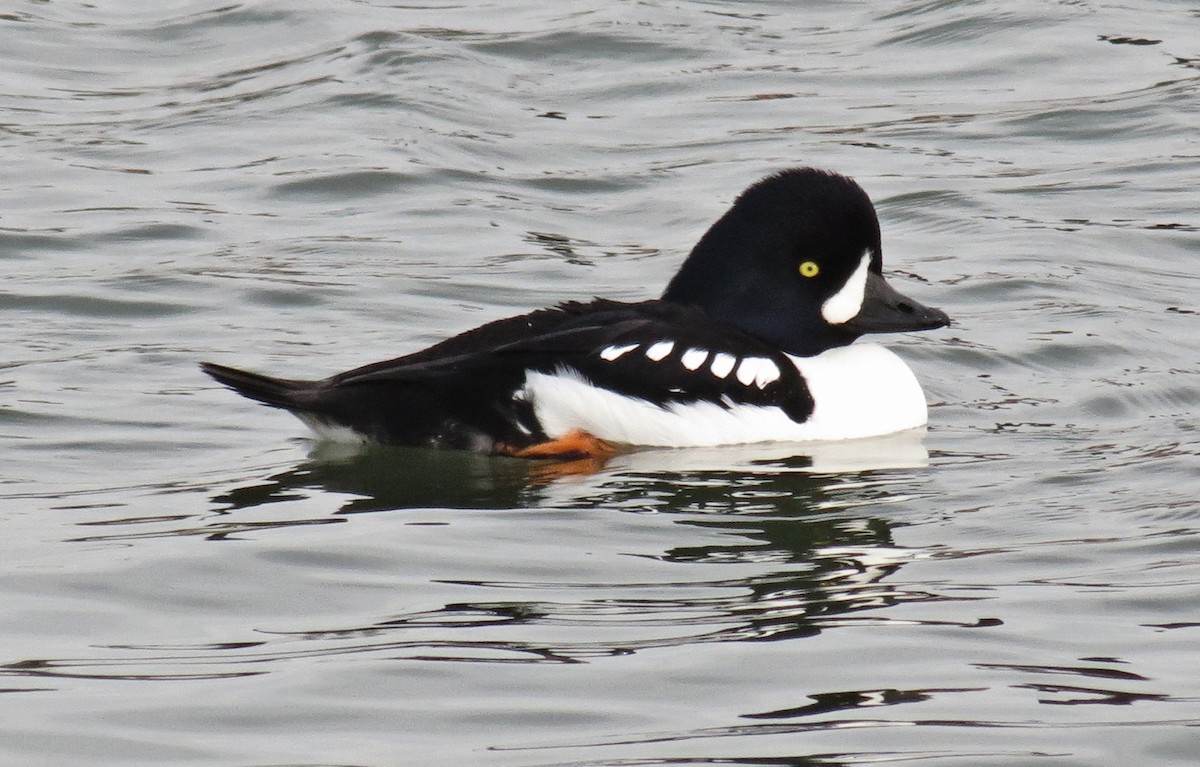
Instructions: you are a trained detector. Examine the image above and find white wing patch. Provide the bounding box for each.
[600,343,638,361]
[735,356,780,389]
[821,250,871,325]
[681,348,708,370]
[710,352,737,379]
[756,360,781,388]
[644,340,675,361]
[599,340,779,390]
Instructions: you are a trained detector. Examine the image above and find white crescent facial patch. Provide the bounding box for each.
[821,250,871,325]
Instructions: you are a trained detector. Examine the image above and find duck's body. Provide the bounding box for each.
[203,168,950,459]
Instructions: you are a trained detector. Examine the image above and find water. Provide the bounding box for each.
[4,1,1200,764]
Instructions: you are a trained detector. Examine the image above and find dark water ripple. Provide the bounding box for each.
[3,1,1200,765]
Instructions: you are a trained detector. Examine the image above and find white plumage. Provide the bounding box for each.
[821,251,871,324]
[681,348,709,370]
[521,343,927,446]
[644,340,675,361]
[709,352,737,379]
[599,343,638,361]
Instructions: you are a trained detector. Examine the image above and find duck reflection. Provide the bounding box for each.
[208,431,949,658]
[211,442,542,513]
[212,428,931,516]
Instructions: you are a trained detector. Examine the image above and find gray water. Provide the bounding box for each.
[4,1,1200,765]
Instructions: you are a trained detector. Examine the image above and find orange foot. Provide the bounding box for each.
[497,429,618,461]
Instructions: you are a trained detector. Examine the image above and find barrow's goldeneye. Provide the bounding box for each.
[202,168,950,459]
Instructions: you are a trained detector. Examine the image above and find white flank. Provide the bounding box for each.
[821,250,871,325]
[645,340,675,361]
[600,343,638,361]
[297,414,368,443]
[681,348,708,370]
[710,352,737,379]
[521,344,927,447]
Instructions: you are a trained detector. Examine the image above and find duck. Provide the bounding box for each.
[202,168,950,460]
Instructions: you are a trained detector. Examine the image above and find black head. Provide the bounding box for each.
[661,168,949,356]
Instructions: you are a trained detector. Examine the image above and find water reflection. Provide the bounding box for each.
[24,433,960,686]
[211,436,949,658]
[213,443,541,513]
[211,430,932,517]
[63,432,931,542]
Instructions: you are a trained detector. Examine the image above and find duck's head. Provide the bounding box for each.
[662,168,950,357]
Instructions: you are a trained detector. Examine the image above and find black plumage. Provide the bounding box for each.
[202,299,814,452]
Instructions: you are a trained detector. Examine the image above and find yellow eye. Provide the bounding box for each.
[798,261,820,278]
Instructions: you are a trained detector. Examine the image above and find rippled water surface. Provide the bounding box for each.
[4,1,1200,765]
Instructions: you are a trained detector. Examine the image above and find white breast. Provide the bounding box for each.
[522,343,928,447]
[787,343,929,440]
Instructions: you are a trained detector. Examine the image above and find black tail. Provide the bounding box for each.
[200,362,311,411]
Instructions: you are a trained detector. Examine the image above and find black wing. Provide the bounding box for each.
[206,300,814,450]
[325,299,814,431]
